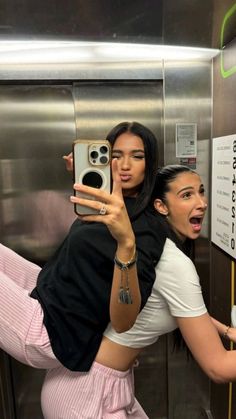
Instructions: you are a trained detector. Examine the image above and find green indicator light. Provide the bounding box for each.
[220,2,236,78]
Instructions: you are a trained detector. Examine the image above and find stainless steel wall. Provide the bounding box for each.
[0,85,76,263]
[73,81,164,165]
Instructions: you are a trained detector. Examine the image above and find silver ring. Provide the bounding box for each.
[99,205,107,215]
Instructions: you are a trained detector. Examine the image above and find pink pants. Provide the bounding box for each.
[0,243,59,368]
[42,362,148,419]
[0,244,148,418]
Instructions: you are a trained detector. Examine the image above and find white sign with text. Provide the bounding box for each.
[175,123,197,158]
[211,134,236,259]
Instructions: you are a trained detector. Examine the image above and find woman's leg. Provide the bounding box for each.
[41,362,148,419]
[0,243,41,292]
[0,271,60,369]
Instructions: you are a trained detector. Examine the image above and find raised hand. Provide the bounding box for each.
[70,159,135,248]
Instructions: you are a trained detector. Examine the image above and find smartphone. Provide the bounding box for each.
[73,139,111,215]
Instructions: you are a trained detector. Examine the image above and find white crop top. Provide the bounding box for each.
[104,238,207,348]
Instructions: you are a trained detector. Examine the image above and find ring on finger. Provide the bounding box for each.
[99,205,107,215]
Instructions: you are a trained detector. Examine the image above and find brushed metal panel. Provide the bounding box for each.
[0,85,76,263]
[164,61,212,164]
[0,61,163,81]
[73,81,164,166]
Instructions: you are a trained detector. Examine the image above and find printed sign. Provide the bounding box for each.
[211,134,236,259]
[176,123,197,158]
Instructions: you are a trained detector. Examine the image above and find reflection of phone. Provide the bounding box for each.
[73,139,111,215]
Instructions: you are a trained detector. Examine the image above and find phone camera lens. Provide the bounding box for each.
[100,146,108,154]
[100,156,108,164]
[90,151,99,159]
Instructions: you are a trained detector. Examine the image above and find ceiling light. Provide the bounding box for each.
[0,40,219,64]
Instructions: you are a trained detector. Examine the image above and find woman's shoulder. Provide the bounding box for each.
[158,238,197,279]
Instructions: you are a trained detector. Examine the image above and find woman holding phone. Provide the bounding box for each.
[0,121,164,414]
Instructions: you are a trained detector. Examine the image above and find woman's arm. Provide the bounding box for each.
[210,316,236,343]
[70,159,141,332]
[177,313,236,383]
[109,241,141,333]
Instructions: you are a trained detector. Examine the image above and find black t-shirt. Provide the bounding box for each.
[31,198,165,371]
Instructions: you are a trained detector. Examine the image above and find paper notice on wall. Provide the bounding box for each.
[211,134,236,259]
[175,123,197,158]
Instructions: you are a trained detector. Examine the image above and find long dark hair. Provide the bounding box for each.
[151,164,197,255]
[106,121,159,219]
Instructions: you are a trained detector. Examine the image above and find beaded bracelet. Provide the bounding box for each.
[114,248,137,305]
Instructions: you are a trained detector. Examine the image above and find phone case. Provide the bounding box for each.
[73,139,111,215]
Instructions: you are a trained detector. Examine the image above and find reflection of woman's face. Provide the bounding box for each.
[112,132,145,197]
[155,172,207,241]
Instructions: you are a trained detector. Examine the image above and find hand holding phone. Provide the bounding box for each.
[73,139,111,215]
[72,158,135,248]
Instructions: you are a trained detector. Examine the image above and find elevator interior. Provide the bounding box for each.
[0,1,236,418]
[0,63,212,419]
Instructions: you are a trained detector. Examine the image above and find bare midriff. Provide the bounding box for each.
[95,336,142,371]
